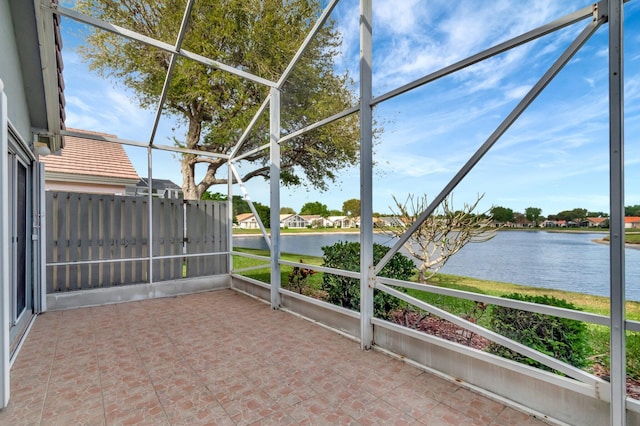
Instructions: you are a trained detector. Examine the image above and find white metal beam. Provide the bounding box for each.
[359,0,374,350]
[147,0,196,147]
[269,88,281,309]
[59,130,230,159]
[277,0,341,88]
[278,106,360,146]
[377,276,611,327]
[49,3,277,88]
[229,163,271,249]
[0,85,10,408]
[229,96,270,160]
[607,0,626,423]
[230,143,270,164]
[372,4,596,106]
[376,283,604,386]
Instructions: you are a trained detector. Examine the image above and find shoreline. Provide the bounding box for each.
[592,237,640,250]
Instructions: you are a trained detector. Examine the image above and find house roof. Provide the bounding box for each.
[137,178,181,191]
[236,213,255,222]
[40,128,139,181]
[587,217,607,224]
[625,217,640,223]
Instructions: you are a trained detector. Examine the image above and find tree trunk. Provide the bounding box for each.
[181,118,202,200]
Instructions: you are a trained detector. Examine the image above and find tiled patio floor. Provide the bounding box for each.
[0,289,550,425]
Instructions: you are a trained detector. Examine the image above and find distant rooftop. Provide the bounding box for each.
[136,177,181,191]
[40,128,139,181]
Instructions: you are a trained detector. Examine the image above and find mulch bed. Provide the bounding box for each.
[390,309,640,400]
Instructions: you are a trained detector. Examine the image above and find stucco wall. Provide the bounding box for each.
[0,0,32,141]
[45,180,129,195]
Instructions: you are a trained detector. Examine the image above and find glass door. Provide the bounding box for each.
[8,145,33,354]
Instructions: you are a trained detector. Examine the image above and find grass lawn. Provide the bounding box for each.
[233,247,640,378]
[599,229,640,244]
[233,227,360,235]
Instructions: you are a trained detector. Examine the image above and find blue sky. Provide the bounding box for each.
[59,0,640,217]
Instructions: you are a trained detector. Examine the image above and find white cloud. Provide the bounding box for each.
[373,0,427,35]
[377,153,452,177]
[503,84,533,101]
[65,95,93,112]
[370,0,589,96]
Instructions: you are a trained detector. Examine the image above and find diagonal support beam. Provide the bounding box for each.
[277,0,341,88]
[229,96,270,160]
[48,3,277,88]
[147,0,196,147]
[376,283,605,386]
[373,4,597,106]
[279,106,360,145]
[375,17,603,275]
[229,163,271,249]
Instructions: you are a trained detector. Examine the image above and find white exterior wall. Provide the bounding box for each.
[0,0,32,139]
[45,180,130,195]
[0,0,40,409]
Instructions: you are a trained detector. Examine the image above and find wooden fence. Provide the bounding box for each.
[46,192,228,293]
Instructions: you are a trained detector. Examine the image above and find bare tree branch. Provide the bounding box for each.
[383,193,498,283]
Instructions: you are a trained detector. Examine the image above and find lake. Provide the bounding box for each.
[233,230,640,302]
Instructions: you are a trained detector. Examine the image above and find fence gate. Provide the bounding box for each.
[46,192,228,293]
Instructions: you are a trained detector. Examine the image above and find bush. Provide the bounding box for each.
[321,241,415,319]
[488,293,589,372]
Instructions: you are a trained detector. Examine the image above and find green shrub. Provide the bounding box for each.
[321,241,414,319]
[488,293,589,372]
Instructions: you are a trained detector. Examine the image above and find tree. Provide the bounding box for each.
[626,205,640,216]
[491,206,514,223]
[587,211,608,218]
[280,207,296,214]
[342,198,360,217]
[556,208,587,222]
[525,207,542,226]
[254,202,270,229]
[321,241,414,319]
[78,0,359,200]
[384,194,497,283]
[299,201,329,217]
[201,191,227,201]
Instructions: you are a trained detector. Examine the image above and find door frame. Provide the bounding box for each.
[7,143,34,351]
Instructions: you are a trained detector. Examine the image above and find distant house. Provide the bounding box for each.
[625,217,640,229]
[375,216,405,228]
[280,214,309,228]
[300,215,331,228]
[584,217,608,228]
[237,213,260,229]
[327,215,354,228]
[40,128,139,195]
[129,178,183,199]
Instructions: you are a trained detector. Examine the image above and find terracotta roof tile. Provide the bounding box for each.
[41,128,139,180]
